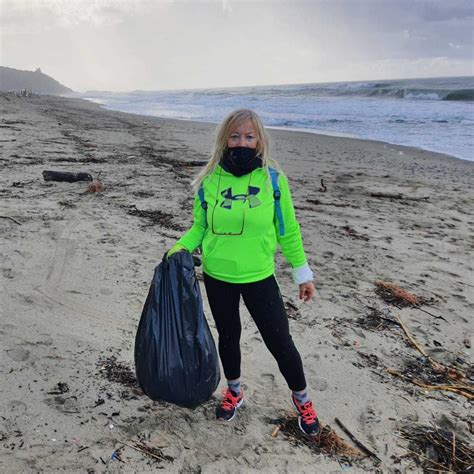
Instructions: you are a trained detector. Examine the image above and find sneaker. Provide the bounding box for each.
[216,388,244,421]
[291,394,321,437]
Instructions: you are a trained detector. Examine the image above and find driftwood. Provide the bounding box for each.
[42,170,93,183]
[387,369,473,399]
[126,442,174,463]
[370,192,429,201]
[335,418,382,463]
[0,215,22,225]
[388,316,473,399]
[397,316,468,382]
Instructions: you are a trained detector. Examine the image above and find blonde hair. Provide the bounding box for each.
[191,109,281,193]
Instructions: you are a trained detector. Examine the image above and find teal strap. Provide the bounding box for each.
[269,167,285,236]
[198,185,208,228]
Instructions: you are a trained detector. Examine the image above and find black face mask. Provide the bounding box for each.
[220,147,263,177]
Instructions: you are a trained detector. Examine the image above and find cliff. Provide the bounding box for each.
[0,66,73,94]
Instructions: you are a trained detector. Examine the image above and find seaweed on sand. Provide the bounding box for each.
[276,415,364,459]
[97,356,137,389]
[400,424,473,472]
[374,281,432,308]
[127,205,185,231]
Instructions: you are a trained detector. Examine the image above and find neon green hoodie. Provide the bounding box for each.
[176,165,308,283]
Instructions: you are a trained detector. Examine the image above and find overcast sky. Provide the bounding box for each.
[1,0,472,91]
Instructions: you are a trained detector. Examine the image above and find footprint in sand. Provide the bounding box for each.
[2,268,14,279]
[8,400,27,413]
[44,396,80,414]
[6,347,30,362]
[312,377,328,392]
[0,323,15,336]
[242,343,253,355]
[261,373,275,387]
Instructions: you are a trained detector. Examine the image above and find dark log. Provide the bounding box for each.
[42,170,93,183]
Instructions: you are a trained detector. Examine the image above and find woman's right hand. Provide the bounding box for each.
[167,243,187,258]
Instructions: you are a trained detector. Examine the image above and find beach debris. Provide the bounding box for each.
[139,144,206,169]
[342,225,369,241]
[77,446,89,453]
[58,200,77,209]
[306,199,353,208]
[276,415,363,459]
[86,180,105,193]
[0,215,22,225]
[271,426,280,437]
[400,424,473,472]
[388,369,473,399]
[42,170,93,183]
[111,446,126,463]
[319,179,327,193]
[374,281,431,308]
[12,180,35,187]
[387,316,473,399]
[356,307,399,332]
[184,160,207,167]
[46,382,70,395]
[93,398,105,408]
[335,418,382,464]
[396,315,465,379]
[369,192,430,201]
[1,119,27,125]
[126,441,174,464]
[354,351,381,370]
[127,205,184,231]
[97,356,137,389]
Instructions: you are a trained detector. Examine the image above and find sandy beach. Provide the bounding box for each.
[0,93,472,472]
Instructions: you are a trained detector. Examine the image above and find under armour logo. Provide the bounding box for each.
[220,186,261,209]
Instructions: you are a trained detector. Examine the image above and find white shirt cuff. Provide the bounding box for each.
[292,263,314,285]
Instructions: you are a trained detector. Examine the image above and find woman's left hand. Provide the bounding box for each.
[299,281,315,302]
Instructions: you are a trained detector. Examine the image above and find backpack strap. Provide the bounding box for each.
[269,167,285,237]
[198,185,208,228]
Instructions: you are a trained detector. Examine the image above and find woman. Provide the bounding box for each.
[168,109,320,437]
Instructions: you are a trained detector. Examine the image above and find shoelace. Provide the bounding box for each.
[220,388,241,411]
[297,400,318,424]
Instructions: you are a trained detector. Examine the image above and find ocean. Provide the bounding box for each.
[78,76,474,161]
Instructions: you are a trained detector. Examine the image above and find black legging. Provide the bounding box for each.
[203,272,306,391]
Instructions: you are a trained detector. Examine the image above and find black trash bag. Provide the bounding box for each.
[135,251,220,407]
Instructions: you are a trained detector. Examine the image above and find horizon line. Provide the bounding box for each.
[73,73,473,94]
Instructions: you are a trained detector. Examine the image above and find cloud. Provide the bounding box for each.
[221,0,233,14]
[1,0,472,91]
[0,0,145,32]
